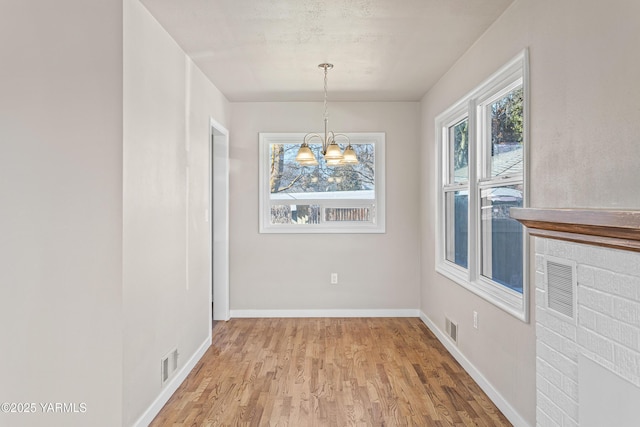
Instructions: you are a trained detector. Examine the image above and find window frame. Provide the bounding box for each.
[259,132,386,234]
[436,49,530,321]
[440,106,471,284]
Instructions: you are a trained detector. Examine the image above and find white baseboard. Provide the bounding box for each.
[230,308,420,318]
[132,335,212,427]
[419,311,531,427]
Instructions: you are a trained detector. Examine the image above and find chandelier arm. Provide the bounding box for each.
[304,133,324,145]
[332,133,350,144]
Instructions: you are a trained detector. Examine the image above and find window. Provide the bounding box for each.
[259,132,385,233]
[443,113,470,271]
[436,50,529,321]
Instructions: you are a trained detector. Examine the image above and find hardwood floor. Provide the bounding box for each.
[150,318,511,426]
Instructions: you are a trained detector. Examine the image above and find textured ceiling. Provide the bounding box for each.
[140,0,513,102]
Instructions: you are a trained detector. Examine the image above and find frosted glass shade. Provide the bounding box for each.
[324,142,344,160]
[295,145,318,165]
[341,145,359,164]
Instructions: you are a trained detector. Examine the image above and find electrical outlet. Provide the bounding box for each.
[330,273,338,284]
[473,311,478,329]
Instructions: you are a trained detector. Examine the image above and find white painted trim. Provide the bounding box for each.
[419,311,531,427]
[132,336,211,427]
[230,309,420,318]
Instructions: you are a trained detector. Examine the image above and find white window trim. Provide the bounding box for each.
[435,49,530,322]
[259,132,386,234]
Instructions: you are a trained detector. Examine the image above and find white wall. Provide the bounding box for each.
[123,0,230,425]
[420,0,640,425]
[0,1,123,426]
[230,102,420,313]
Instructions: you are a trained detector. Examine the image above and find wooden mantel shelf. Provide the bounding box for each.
[510,208,640,252]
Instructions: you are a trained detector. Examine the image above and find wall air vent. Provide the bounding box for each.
[545,258,577,320]
[445,317,458,344]
[161,356,169,384]
[161,348,179,385]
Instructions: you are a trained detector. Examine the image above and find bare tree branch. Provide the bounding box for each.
[272,173,304,193]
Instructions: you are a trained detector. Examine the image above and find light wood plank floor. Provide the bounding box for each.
[150,318,511,426]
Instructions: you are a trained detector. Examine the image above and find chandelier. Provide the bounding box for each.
[295,63,359,166]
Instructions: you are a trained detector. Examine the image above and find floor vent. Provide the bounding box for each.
[161,348,179,385]
[445,318,458,344]
[546,258,576,320]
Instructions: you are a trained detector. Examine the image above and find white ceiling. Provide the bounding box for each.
[140,0,513,102]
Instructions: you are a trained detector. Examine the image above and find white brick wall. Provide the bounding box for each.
[536,238,640,427]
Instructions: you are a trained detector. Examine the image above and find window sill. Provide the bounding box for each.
[436,261,528,322]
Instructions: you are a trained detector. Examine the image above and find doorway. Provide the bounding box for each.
[210,118,230,322]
